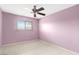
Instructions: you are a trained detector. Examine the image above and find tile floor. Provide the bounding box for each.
[0,40,78,55]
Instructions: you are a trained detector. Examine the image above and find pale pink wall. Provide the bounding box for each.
[0,9,2,46]
[2,12,39,44]
[39,5,79,52]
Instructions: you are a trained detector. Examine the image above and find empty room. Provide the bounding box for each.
[0,4,79,55]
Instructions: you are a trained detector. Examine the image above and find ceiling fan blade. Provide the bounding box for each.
[37,7,44,11]
[34,5,36,9]
[34,13,36,17]
[37,12,45,16]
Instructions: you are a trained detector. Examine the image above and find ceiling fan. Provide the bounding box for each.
[32,5,46,17]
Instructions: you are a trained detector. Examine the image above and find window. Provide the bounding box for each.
[25,21,32,30]
[16,21,32,30]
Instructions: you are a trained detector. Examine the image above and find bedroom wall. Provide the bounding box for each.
[2,12,39,44]
[0,9,2,46]
[39,5,79,52]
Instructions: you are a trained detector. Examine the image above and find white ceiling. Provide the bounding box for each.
[0,4,76,18]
